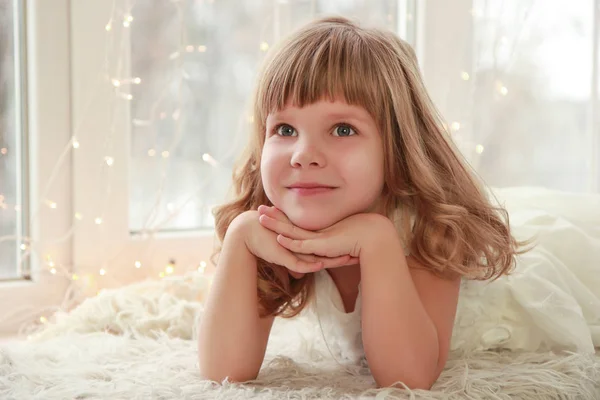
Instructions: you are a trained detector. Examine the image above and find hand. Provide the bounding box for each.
[232,210,358,279]
[258,206,392,261]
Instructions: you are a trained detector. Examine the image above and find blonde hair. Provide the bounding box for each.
[213,16,532,318]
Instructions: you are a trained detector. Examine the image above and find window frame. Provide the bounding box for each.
[0,0,72,336]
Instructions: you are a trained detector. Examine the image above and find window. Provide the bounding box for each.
[419,0,599,192]
[0,0,28,281]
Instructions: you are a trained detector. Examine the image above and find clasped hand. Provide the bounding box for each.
[257,205,389,279]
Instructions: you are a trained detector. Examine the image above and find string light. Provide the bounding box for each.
[39,316,47,324]
[99,268,106,276]
[451,122,461,132]
[135,261,142,268]
[105,156,115,166]
[94,217,103,225]
[461,72,470,81]
[72,139,80,149]
[475,144,485,154]
[197,45,207,52]
[74,212,83,220]
[495,81,508,96]
[198,261,207,274]
[148,149,156,157]
[50,268,56,274]
[260,42,269,51]
[123,15,133,28]
[1,147,8,155]
[161,151,170,158]
[202,153,217,166]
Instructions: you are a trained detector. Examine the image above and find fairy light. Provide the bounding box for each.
[0,148,7,155]
[260,42,269,51]
[135,261,142,268]
[50,268,56,274]
[461,71,470,81]
[39,316,47,324]
[148,149,156,157]
[495,81,508,96]
[161,151,170,158]
[197,45,207,52]
[111,78,121,87]
[105,156,114,166]
[99,268,106,276]
[198,261,207,273]
[72,139,80,149]
[74,212,83,220]
[20,243,27,250]
[94,217,103,225]
[202,153,217,166]
[450,122,461,132]
[72,274,79,281]
[123,15,133,28]
[475,144,485,154]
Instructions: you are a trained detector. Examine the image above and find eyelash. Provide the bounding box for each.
[271,123,359,137]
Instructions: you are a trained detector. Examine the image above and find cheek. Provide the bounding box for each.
[260,147,284,199]
[343,147,384,187]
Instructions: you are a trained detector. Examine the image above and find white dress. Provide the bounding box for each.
[286,188,600,363]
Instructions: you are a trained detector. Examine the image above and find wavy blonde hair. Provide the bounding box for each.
[212,16,533,318]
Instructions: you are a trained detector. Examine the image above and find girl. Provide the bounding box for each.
[197,16,529,390]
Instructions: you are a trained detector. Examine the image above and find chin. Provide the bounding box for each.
[284,210,342,232]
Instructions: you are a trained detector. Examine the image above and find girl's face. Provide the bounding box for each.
[261,98,385,231]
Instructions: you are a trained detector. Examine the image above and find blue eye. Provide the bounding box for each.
[276,124,297,137]
[333,124,356,137]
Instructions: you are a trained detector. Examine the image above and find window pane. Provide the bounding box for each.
[128,0,400,232]
[426,1,596,192]
[0,0,27,280]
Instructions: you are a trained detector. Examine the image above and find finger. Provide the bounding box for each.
[288,270,305,279]
[277,234,347,258]
[297,253,347,268]
[277,247,323,275]
[259,214,313,240]
[258,205,289,223]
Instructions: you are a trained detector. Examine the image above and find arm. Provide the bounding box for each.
[197,217,274,383]
[360,217,461,389]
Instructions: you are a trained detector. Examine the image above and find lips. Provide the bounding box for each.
[287,182,336,189]
[286,182,337,196]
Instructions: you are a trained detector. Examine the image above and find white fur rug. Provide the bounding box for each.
[1,274,599,400]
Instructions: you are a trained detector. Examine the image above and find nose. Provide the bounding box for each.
[289,137,326,168]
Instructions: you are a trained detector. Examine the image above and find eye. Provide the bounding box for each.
[275,124,297,137]
[333,124,357,137]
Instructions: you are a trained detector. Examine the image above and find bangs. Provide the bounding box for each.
[256,24,387,123]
